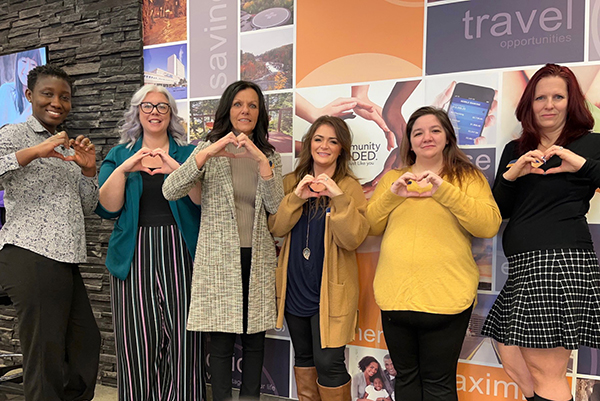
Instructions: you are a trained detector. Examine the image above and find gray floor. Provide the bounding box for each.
[0,384,288,400]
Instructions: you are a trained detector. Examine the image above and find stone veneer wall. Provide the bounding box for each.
[0,0,144,386]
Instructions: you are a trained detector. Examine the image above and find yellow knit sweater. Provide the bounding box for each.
[366,168,501,314]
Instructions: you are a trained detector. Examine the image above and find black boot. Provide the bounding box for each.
[533,393,573,401]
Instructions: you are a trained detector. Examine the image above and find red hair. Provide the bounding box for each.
[516,64,593,154]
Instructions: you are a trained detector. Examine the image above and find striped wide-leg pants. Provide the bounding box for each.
[110,225,204,401]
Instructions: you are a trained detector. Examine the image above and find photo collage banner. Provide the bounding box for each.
[141,0,600,399]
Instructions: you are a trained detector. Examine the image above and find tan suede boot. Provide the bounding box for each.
[316,379,351,401]
[294,366,321,401]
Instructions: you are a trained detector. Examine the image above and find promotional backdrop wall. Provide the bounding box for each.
[142,0,600,399]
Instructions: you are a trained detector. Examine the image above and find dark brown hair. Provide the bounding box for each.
[292,115,356,210]
[294,115,355,184]
[400,106,479,186]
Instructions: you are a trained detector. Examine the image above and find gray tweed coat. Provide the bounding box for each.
[163,141,284,333]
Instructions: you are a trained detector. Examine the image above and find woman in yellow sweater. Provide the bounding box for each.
[270,115,369,401]
[366,106,501,401]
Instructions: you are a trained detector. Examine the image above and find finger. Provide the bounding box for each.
[220,151,238,158]
[436,81,456,108]
[530,167,548,175]
[385,130,396,150]
[527,149,546,158]
[540,166,563,175]
[56,131,70,148]
[338,113,357,120]
[371,114,390,133]
[74,135,87,146]
[483,114,496,128]
[543,145,565,159]
[52,152,67,161]
[489,96,498,113]
[353,102,374,112]
[332,102,358,114]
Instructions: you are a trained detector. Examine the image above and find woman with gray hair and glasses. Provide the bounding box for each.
[95,85,203,401]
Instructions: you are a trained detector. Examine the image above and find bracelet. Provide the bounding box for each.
[261,172,274,180]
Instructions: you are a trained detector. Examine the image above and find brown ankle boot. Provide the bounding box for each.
[317,379,351,401]
[294,366,321,401]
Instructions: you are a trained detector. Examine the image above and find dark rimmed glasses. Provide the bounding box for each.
[139,102,170,114]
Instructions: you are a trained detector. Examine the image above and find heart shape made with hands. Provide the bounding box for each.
[141,154,163,169]
[225,142,248,156]
[531,159,544,168]
[309,182,327,193]
[406,179,433,194]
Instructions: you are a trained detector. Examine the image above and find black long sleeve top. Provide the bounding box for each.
[494,132,600,256]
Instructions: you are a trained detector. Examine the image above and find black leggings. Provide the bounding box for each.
[381,306,473,401]
[209,248,265,401]
[285,311,350,387]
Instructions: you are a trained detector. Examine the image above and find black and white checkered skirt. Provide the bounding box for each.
[481,248,600,349]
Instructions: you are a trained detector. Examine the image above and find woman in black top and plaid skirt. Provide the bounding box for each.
[482,64,600,401]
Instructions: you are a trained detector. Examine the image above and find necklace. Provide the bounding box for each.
[302,204,315,260]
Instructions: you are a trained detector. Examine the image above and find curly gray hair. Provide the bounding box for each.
[119,85,187,148]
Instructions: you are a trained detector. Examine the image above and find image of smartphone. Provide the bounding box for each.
[447,82,495,146]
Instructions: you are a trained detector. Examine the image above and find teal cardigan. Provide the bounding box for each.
[95,136,201,280]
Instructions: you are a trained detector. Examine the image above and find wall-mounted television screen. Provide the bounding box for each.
[0,47,48,127]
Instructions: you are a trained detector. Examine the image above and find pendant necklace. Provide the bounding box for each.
[302,205,313,260]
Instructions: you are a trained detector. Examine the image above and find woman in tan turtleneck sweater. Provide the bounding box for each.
[163,80,284,401]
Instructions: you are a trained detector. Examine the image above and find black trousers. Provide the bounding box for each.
[208,248,265,401]
[0,245,100,401]
[285,312,350,388]
[381,306,473,401]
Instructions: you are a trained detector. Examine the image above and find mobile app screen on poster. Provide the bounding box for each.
[447,83,494,146]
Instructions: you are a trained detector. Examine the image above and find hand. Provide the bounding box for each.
[201,132,242,160]
[34,131,71,160]
[391,171,442,198]
[234,133,268,163]
[416,170,443,196]
[502,149,546,181]
[119,147,154,175]
[352,85,393,149]
[542,145,587,175]
[296,93,360,123]
[318,98,361,120]
[64,135,96,176]
[390,172,418,197]
[312,173,343,198]
[149,148,181,175]
[432,81,498,129]
[294,174,318,199]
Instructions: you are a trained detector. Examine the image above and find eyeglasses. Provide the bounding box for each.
[139,102,170,114]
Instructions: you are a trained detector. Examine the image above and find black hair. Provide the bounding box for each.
[358,356,380,372]
[27,64,73,93]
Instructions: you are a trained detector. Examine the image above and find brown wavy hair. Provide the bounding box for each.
[292,115,356,209]
[400,106,479,186]
[515,63,593,154]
